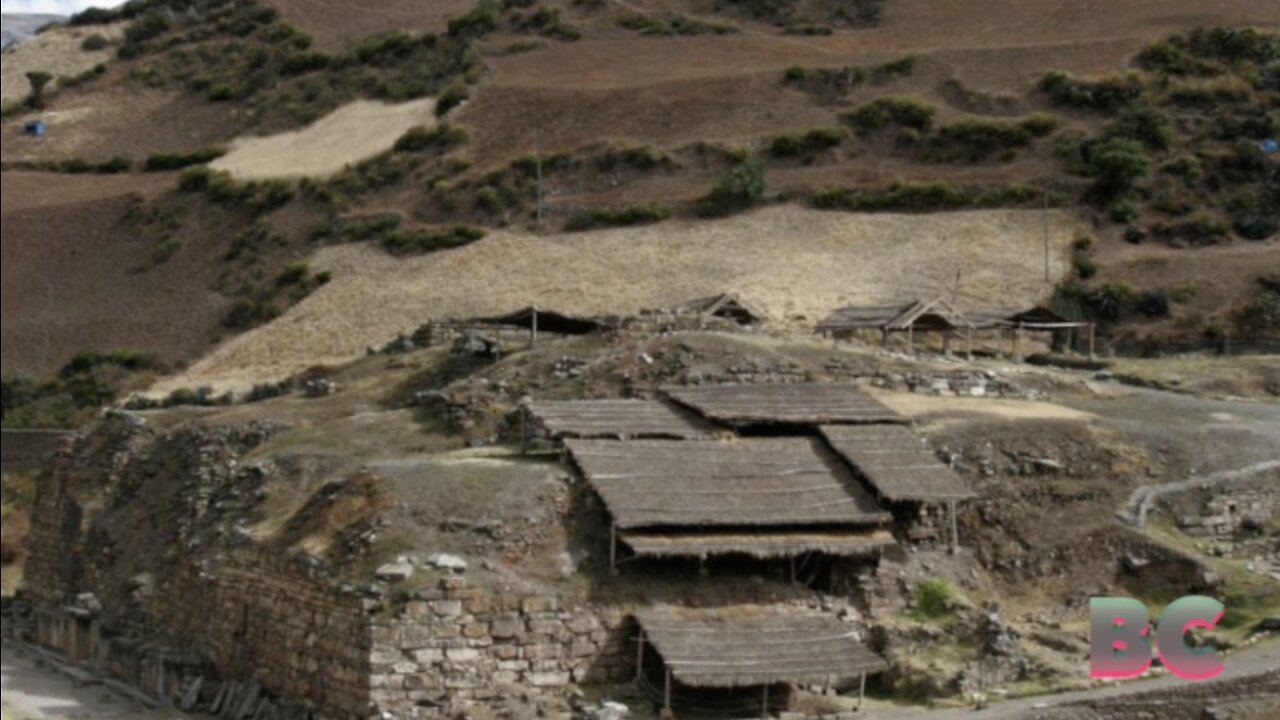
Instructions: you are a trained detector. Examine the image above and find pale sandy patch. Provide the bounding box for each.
[151,206,1083,393]
[871,388,1094,422]
[210,98,437,180]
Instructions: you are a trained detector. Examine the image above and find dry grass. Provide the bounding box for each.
[1,23,123,105]
[151,206,1081,392]
[211,98,438,180]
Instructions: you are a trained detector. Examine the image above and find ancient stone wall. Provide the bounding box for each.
[1177,487,1280,537]
[370,578,634,716]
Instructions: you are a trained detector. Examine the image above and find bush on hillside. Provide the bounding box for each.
[1086,137,1150,201]
[843,97,935,135]
[144,147,226,171]
[767,127,847,158]
[1040,71,1145,111]
[696,158,766,218]
[564,205,670,232]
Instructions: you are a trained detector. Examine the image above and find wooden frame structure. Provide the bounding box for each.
[634,606,889,718]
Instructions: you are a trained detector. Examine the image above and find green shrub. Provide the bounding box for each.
[393,124,469,152]
[1073,254,1098,279]
[1087,137,1151,201]
[144,147,226,172]
[223,299,280,330]
[595,145,668,172]
[60,157,93,174]
[25,71,53,110]
[1240,290,1280,331]
[276,262,309,286]
[564,205,670,232]
[1040,71,1145,111]
[436,83,469,116]
[96,156,134,174]
[379,224,486,255]
[1109,198,1139,224]
[1234,214,1278,241]
[912,579,961,621]
[123,12,170,47]
[1091,282,1139,320]
[696,158,766,218]
[873,56,916,83]
[843,97,935,135]
[812,180,971,212]
[81,34,109,51]
[151,237,182,264]
[1106,105,1174,150]
[448,0,503,39]
[767,127,847,158]
[1165,211,1229,245]
[928,118,1048,162]
[1137,289,1171,317]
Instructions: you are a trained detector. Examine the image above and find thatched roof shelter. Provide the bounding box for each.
[620,528,895,560]
[474,306,605,335]
[967,306,1090,330]
[564,438,892,530]
[526,400,717,440]
[816,297,975,334]
[820,425,976,503]
[815,304,912,333]
[663,383,904,427]
[672,293,768,325]
[636,606,888,689]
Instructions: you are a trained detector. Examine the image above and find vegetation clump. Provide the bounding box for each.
[766,127,847,159]
[563,205,671,231]
[842,97,936,135]
[696,158,766,218]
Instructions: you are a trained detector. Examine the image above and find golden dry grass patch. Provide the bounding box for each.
[152,206,1083,393]
[1,23,124,105]
[211,97,438,180]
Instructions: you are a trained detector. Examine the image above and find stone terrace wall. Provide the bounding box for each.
[157,553,374,720]
[372,577,634,716]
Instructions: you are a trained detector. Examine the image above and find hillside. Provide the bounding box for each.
[0,0,1276,386]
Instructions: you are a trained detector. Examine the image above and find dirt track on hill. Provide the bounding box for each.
[150,206,1082,393]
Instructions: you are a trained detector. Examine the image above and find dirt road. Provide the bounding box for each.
[0,644,167,720]
[869,639,1280,720]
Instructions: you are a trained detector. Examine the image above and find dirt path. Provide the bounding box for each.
[868,640,1280,719]
[1121,459,1280,528]
[0,643,168,720]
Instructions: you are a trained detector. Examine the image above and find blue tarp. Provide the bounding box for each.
[1262,139,1279,154]
[24,120,46,137]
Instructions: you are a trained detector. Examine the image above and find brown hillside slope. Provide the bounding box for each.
[150,206,1081,393]
[1,173,228,377]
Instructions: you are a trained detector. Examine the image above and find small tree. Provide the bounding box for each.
[1088,137,1150,202]
[697,158,766,218]
[25,71,53,110]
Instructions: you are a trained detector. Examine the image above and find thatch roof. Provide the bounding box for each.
[637,606,889,688]
[672,293,768,324]
[883,297,975,332]
[815,304,913,333]
[820,425,977,502]
[966,306,1088,330]
[526,400,717,440]
[620,528,895,560]
[816,297,976,333]
[473,306,604,335]
[663,383,904,427]
[564,438,892,530]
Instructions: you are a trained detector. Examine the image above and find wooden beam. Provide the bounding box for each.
[859,673,867,711]
[665,668,673,717]
[610,524,619,577]
[762,685,770,720]
[636,629,646,681]
[1088,323,1097,361]
[948,500,960,554]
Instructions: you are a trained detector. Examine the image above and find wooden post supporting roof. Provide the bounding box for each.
[610,523,619,576]
[664,668,673,718]
[859,673,867,710]
[1088,323,1097,361]
[948,500,960,554]
[636,629,646,681]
